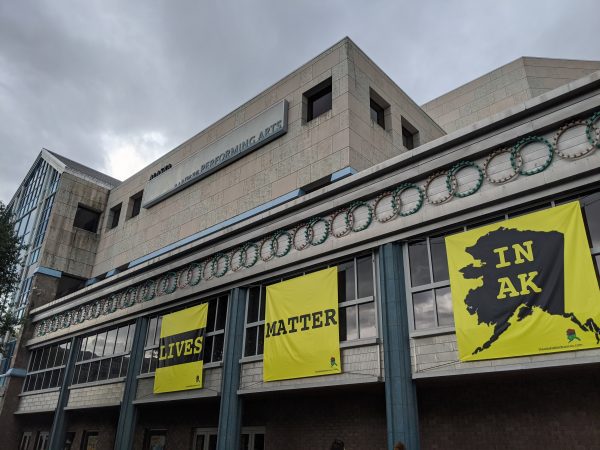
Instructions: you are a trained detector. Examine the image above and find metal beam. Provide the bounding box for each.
[113,317,149,450]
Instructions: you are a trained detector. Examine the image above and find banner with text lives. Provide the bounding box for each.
[446,202,600,362]
[154,304,208,393]
[263,267,342,382]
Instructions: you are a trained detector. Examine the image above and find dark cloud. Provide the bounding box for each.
[1,0,598,203]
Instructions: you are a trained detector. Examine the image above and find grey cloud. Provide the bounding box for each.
[1,0,598,203]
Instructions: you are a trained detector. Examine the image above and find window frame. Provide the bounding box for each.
[192,427,218,450]
[240,427,266,450]
[22,340,71,393]
[304,78,332,123]
[242,252,378,359]
[108,203,122,229]
[128,191,143,219]
[404,190,600,335]
[73,204,101,233]
[139,294,229,376]
[71,323,135,386]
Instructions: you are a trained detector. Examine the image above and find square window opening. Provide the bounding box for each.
[127,191,143,219]
[369,89,389,130]
[73,205,101,233]
[401,117,419,150]
[109,203,122,229]
[304,78,332,123]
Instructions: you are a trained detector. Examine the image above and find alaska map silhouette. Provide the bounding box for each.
[460,227,600,355]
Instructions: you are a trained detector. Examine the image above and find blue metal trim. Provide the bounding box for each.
[105,269,118,278]
[216,287,247,450]
[379,243,420,450]
[0,368,27,378]
[34,266,62,278]
[127,189,303,269]
[330,166,357,182]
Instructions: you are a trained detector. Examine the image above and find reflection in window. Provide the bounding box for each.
[23,341,71,392]
[72,323,135,385]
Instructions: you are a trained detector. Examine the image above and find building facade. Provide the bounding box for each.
[1,38,599,450]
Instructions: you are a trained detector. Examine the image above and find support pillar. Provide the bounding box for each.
[48,336,81,450]
[113,317,149,450]
[216,287,247,450]
[379,243,420,450]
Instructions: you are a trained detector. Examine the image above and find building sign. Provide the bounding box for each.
[263,267,342,382]
[446,202,600,362]
[154,304,208,393]
[143,100,288,208]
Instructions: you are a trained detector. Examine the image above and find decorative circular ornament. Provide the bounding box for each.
[424,171,453,205]
[553,120,596,159]
[201,260,215,281]
[347,201,373,232]
[373,192,397,223]
[586,111,600,149]
[241,242,259,268]
[141,279,156,301]
[483,148,521,184]
[330,209,353,238]
[157,272,178,295]
[229,248,246,272]
[446,161,484,198]
[211,253,229,278]
[259,237,276,262]
[392,183,425,216]
[91,301,102,318]
[511,136,554,176]
[124,287,138,307]
[272,230,292,257]
[292,224,313,250]
[308,216,330,246]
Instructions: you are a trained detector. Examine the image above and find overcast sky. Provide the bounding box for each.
[1,0,598,203]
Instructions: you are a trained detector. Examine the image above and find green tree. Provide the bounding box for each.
[0,201,23,355]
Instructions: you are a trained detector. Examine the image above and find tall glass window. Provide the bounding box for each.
[72,323,135,385]
[23,341,71,392]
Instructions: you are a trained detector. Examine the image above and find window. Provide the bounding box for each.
[73,205,101,233]
[401,118,419,150]
[240,427,265,450]
[56,274,86,299]
[19,432,32,450]
[406,190,600,331]
[304,78,332,122]
[109,203,122,229]
[369,89,389,129]
[23,341,71,392]
[143,430,166,450]
[193,428,218,450]
[34,432,49,450]
[64,432,76,450]
[243,254,377,357]
[81,431,98,450]
[140,295,228,375]
[128,191,143,219]
[72,323,135,385]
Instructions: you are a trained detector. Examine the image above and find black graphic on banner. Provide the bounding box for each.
[158,328,205,368]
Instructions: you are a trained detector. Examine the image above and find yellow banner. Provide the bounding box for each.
[446,202,600,361]
[263,267,342,382]
[154,303,208,393]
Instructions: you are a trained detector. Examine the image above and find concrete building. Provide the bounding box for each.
[1,37,599,450]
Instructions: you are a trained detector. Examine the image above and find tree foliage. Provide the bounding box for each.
[0,201,23,355]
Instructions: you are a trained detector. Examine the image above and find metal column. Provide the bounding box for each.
[216,287,247,450]
[379,243,420,450]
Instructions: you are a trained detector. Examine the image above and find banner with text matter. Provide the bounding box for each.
[263,267,341,382]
